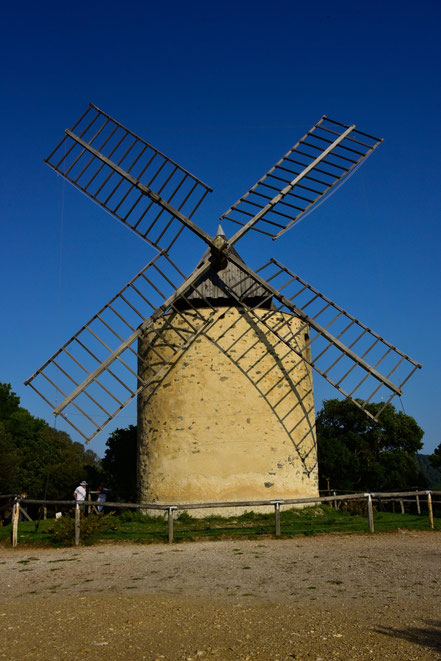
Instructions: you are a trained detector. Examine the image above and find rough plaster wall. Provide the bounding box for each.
[137,307,318,516]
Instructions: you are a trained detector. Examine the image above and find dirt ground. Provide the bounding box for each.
[0,531,440,660]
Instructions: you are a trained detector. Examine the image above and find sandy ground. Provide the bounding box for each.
[0,531,440,660]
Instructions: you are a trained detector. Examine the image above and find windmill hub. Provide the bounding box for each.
[211,234,228,252]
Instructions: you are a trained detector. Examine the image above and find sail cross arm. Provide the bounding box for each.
[45,103,213,253]
[228,124,356,246]
[221,116,382,241]
[63,129,214,249]
[225,252,421,418]
[25,254,215,443]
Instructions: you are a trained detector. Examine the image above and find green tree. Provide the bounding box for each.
[430,442,441,469]
[40,427,102,500]
[316,399,424,492]
[0,426,21,493]
[101,425,137,502]
[0,383,101,498]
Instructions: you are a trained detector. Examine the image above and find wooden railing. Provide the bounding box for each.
[4,490,439,546]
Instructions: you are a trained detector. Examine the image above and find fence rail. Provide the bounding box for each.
[3,490,439,547]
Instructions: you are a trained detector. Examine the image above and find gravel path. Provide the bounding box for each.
[1,531,440,659]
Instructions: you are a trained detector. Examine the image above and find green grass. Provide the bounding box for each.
[0,505,439,547]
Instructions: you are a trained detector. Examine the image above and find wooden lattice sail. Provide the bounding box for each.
[26,106,421,510]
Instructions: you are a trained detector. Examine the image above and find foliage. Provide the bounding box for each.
[430,442,441,469]
[316,399,424,492]
[48,511,117,546]
[237,510,258,521]
[101,425,137,502]
[177,510,196,523]
[0,425,21,493]
[417,454,441,490]
[339,499,369,516]
[0,383,101,498]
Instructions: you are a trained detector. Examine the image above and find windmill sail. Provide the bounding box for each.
[223,254,421,420]
[45,103,213,252]
[25,253,216,442]
[27,107,421,443]
[221,116,382,243]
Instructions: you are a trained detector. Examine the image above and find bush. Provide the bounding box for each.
[48,511,117,545]
[237,510,258,521]
[177,510,196,523]
[340,499,370,516]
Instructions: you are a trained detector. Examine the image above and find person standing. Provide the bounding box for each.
[96,485,109,513]
[73,481,87,510]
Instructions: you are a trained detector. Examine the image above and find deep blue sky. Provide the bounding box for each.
[1,0,440,457]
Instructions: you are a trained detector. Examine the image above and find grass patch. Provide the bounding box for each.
[0,505,439,547]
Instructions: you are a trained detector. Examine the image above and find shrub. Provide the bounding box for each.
[303,528,317,536]
[340,499,370,516]
[238,510,258,521]
[177,510,196,523]
[48,511,117,545]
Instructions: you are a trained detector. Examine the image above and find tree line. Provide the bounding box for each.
[0,382,137,501]
[1,382,439,501]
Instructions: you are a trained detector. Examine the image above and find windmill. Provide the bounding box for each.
[25,105,421,510]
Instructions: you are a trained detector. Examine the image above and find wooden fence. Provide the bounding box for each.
[4,490,440,547]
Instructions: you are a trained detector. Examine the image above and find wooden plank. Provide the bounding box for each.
[53,257,212,417]
[11,501,19,547]
[74,504,81,546]
[416,493,421,515]
[226,252,402,395]
[370,491,428,498]
[366,494,374,533]
[20,506,32,522]
[18,490,431,513]
[228,125,355,245]
[167,507,176,544]
[427,492,434,530]
[65,129,214,248]
[273,500,283,537]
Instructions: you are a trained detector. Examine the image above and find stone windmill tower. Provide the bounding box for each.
[26,105,421,511]
[137,225,317,510]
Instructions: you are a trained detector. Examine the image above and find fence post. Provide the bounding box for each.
[167,506,177,544]
[365,494,374,533]
[400,499,405,514]
[416,492,421,515]
[333,490,337,509]
[427,491,434,530]
[74,503,81,546]
[11,498,20,547]
[271,500,283,537]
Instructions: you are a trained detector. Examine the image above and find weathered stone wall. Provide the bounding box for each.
[137,307,318,516]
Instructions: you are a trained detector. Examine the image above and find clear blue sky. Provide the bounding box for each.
[1,0,440,457]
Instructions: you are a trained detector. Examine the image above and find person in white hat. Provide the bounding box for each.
[73,481,88,506]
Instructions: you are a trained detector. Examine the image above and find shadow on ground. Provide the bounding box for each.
[376,619,441,655]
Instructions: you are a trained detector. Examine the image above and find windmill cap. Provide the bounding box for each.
[216,223,226,237]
